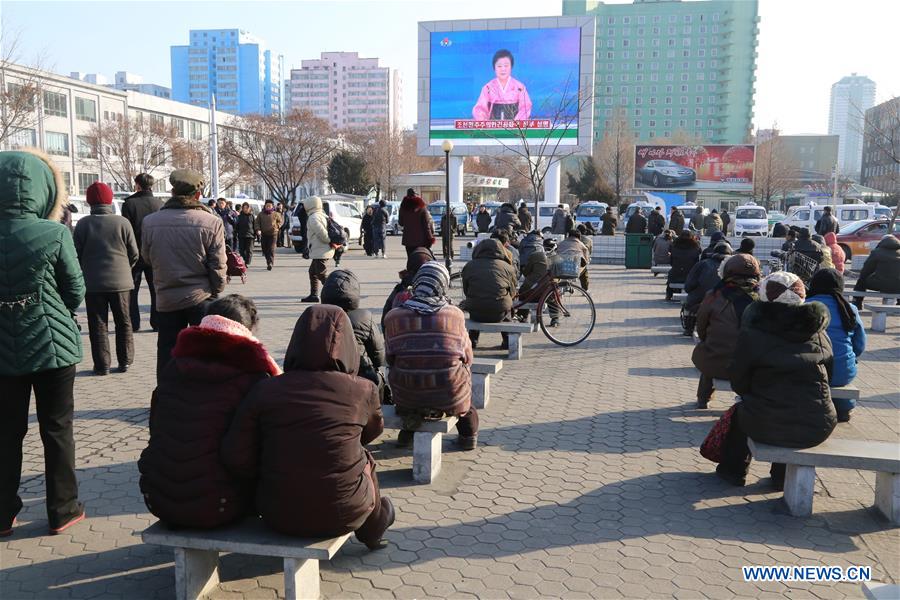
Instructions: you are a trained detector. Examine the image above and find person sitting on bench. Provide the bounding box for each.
[715,271,835,489]
[139,295,281,529]
[652,230,674,266]
[690,255,760,408]
[383,262,478,450]
[852,234,900,309]
[381,247,435,329]
[667,230,701,301]
[806,269,866,423]
[460,238,518,349]
[222,305,394,549]
[515,232,549,320]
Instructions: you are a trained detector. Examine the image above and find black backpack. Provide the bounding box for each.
[326,216,346,245]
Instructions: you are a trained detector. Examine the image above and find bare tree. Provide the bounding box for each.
[343,120,404,201]
[170,134,254,198]
[0,24,48,148]
[221,111,339,204]
[479,75,594,229]
[595,109,635,209]
[83,113,177,190]
[752,128,797,211]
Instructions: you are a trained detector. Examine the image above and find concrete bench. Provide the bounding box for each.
[668,282,685,291]
[142,518,349,600]
[845,291,900,305]
[465,319,535,360]
[673,292,688,302]
[711,378,861,402]
[747,438,900,524]
[651,265,672,275]
[864,581,900,600]
[381,405,458,484]
[865,304,900,332]
[471,357,503,409]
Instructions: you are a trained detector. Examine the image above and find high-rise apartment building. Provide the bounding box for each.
[171,29,283,116]
[287,52,401,130]
[562,0,759,144]
[828,73,876,178]
[860,97,899,195]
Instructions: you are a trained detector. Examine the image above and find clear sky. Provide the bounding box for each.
[3,0,895,135]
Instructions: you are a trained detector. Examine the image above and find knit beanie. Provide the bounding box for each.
[721,253,761,280]
[759,271,805,305]
[86,181,113,205]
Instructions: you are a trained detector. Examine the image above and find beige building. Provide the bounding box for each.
[287,52,401,130]
[0,63,264,198]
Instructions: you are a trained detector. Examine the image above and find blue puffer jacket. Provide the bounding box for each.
[807,294,866,398]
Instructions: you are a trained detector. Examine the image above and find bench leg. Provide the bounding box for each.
[284,557,320,600]
[872,311,887,332]
[507,333,523,360]
[412,431,442,484]
[875,472,900,525]
[472,373,489,410]
[783,464,816,517]
[174,548,219,600]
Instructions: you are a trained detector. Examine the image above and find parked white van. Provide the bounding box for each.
[779,202,878,232]
[733,202,768,237]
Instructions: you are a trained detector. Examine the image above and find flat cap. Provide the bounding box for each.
[169,169,205,196]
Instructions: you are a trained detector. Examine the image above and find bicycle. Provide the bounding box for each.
[449,264,596,347]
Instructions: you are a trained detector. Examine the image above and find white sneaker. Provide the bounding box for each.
[382,253,388,259]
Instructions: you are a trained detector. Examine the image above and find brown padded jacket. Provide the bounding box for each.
[222,305,383,537]
[141,196,226,312]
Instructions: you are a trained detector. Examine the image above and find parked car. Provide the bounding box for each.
[428,202,470,235]
[574,201,609,231]
[379,201,401,235]
[637,160,696,187]
[733,202,769,237]
[835,219,900,260]
[767,210,786,232]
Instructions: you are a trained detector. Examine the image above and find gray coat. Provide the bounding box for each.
[73,204,139,293]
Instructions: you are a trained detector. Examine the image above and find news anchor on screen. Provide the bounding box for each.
[472,49,532,121]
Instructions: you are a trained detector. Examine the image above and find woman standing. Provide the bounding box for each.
[0,150,87,536]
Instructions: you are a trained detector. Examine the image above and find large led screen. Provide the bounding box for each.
[634,144,756,191]
[428,27,582,147]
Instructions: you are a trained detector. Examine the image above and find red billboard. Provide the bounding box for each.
[633,144,755,191]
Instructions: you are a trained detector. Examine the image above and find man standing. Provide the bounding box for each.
[372,199,389,258]
[440,208,458,260]
[625,208,648,233]
[648,206,666,236]
[551,205,568,235]
[518,202,533,232]
[73,182,139,376]
[720,209,732,235]
[668,206,685,234]
[121,173,163,332]
[257,199,283,271]
[476,205,491,234]
[141,169,226,380]
[815,206,840,235]
[600,206,618,235]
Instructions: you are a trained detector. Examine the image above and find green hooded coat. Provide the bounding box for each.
[0,149,85,376]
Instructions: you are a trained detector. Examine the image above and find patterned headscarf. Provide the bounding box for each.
[402,261,450,315]
[759,271,806,305]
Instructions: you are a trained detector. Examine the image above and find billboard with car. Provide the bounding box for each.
[633,144,755,191]
[417,17,595,157]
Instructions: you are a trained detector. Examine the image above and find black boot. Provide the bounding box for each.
[301,276,320,303]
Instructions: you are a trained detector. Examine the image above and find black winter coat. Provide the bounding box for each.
[476,210,492,233]
[72,205,139,293]
[461,238,518,321]
[121,190,164,253]
[236,212,259,238]
[730,301,836,448]
[648,211,666,236]
[494,203,521,232]
[815,214,840,235]
[667,237,701,284]
[683,254,729,312]
[857,235,900,293]
[668,210,685,233]
[322,270,385,385]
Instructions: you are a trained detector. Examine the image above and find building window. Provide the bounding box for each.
[649,120,656,127]
[43,91,67,117]
[8,128,36,148]
[45,131,69,156]
[75,97,97,122]
[76,135,96,159]
[189,121,203,140]
[78,173,99,194]
[634,120,641,128]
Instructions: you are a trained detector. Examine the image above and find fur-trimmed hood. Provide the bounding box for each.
[743,300,829,343]
[0,148,67,222]
[172,319,281,376]
[400,194,426,213]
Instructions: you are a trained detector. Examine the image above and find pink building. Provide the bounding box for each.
[287,52,401,130]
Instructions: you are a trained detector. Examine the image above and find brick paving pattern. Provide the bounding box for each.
[2,237,898,599]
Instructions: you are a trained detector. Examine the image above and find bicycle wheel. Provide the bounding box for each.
[537,280,596,346]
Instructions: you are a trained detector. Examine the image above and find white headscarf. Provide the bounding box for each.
[759,271,806,305]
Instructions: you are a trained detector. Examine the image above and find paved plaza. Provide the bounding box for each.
[2,236,898,599]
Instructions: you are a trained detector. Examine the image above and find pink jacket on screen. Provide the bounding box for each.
[472,76,532,121]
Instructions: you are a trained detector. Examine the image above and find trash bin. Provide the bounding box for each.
[625,233,654,269]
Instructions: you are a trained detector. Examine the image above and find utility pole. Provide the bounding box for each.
[209,94,219,199]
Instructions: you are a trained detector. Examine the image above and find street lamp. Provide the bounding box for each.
[442,139,454,271]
